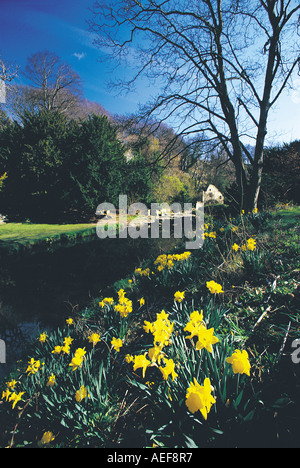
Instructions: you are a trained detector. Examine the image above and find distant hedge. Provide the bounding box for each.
[0,111,127,222]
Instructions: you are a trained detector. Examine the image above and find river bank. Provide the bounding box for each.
[0,227,181,379]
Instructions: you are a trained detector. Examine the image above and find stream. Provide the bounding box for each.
[0,232,180,380]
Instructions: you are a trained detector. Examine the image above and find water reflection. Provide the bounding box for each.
[0,304,48,380]
[0,230,183,380]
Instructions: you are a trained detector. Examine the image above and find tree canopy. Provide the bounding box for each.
[89,0,300,210]
[0,111,127,222]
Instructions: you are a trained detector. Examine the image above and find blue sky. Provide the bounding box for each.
[0,0,148,116]
[0,0,299,144]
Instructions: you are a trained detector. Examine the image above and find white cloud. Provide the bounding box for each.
[73,52,86,61]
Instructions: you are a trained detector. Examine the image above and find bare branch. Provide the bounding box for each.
[90,0,300,210]
[0,58,19,83]
[23,51,83,113]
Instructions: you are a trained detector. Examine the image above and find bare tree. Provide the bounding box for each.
[0,56,19,107]
[89,0,300,210]
[23,51,83,114]
[0,57,19,83]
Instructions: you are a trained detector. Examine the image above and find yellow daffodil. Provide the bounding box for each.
[194,325,219,353]
[184,312,219,353]
[66,318,74,325]
[135,267,150,277]
[69,348,86,371]
[206,280,224,294]
[232,243,239,252]
[62,344,70,354]
[6,379,17,389]
[148,344,164,364]
[104,297,114,304]
[144,310,174,348]
[39,332,47,343]
[2,388,11,401]
[51,345,63,355]
[9,391,25,409]
[40,431,55,445]
[63,336,73,346]
[100,297,114,308]
[174,290,185,303]
[133,354,151,378]
[143,320,153,333]
[246,238,256,251]
[75,385,89,402]
[159,358,178,381]
[226,349,251,376]
[185,377,216,420]
[88,333,101,346]
[69,355,83,372]
[26,358,41,375]
[74,347,86,358]
[111,337,123,352]
[184,310,204,339]
[46,374,56,387]
[125,354,134,363]
[139,297,145,307]
[115,291,133,318]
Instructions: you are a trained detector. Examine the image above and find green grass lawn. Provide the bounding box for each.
[0,214,138,247]
[0,223,96,243]
[0,223,99,255]
[271,205,300,227]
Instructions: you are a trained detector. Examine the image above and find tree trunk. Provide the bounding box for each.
[248,147,264,212]
[247,85,271,212]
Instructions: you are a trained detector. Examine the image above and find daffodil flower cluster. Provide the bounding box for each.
[184,310,219,353]
[99,290,133,318]
[126,300,252,421]
[37,324,102,378]
[201,223,216,239]
[135,267,151,277]
[245,238,256,251]
[26,357,43,375]
[1,379,25,409]
[99,297,114,308]
[154,251,191,271]
[51,336,73,355]
[114,289,133,318]
[126,310,177,382]
[232,238,257,252]
[144,310,174,348]
[69,347,86,372]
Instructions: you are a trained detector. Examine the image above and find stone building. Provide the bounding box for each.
[202,184,224,205]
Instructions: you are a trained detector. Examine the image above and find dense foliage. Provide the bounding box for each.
[260,141,300,207]
[0,111,126,222]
